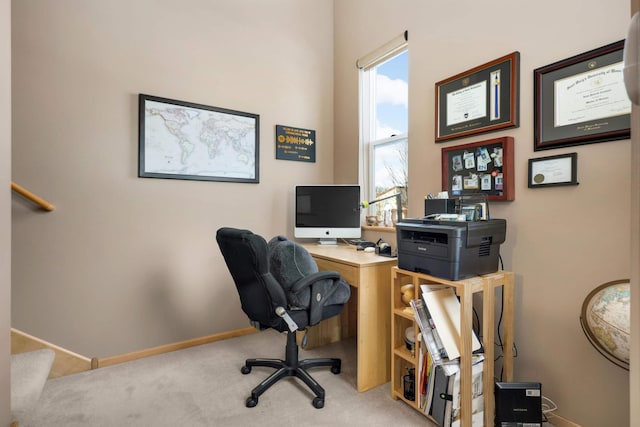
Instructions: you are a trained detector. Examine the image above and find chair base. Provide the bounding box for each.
[241,331,341,409]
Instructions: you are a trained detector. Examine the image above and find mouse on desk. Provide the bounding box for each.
[363,246,375,253]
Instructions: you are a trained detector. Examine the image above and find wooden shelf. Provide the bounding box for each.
[390,267,515,427]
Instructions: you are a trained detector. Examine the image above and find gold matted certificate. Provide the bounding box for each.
[553,62,631,128]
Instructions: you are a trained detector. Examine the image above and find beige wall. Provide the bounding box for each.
[8,1,637,426]
[11,0,334,357]
[1,0,11,423]
[630,2,639,427]
[334,1,631,426]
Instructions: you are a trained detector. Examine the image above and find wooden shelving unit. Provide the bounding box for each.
[390,267,515,427]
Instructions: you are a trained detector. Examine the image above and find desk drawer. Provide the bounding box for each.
[314,258,358,286]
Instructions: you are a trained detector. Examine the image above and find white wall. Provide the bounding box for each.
[11,0,334,357]
[1,0,11,423]
[334,1,631,426]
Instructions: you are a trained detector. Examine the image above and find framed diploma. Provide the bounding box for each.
[435,52,520,142]
[528,153,578,188]
[441,136,515,201]
[534,40,630,151]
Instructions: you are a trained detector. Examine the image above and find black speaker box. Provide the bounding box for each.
[424,198,456,216]
[494,382,543,427]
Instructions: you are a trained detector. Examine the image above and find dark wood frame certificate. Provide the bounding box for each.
[435,52,520,142]
[441,136,515,201]
[528,152,578,187]
[534,40,630,151]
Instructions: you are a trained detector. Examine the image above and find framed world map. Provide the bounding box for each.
[138,94,259,183]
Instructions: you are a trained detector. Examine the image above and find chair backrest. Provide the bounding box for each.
[216,227,288,329]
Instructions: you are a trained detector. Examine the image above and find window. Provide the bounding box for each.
[358,33,408,226]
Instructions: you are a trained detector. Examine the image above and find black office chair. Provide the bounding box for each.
[216,227,351,409]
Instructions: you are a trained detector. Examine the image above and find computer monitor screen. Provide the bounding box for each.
[294,185,361,244]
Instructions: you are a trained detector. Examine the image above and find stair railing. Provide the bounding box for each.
[11,181,55,211]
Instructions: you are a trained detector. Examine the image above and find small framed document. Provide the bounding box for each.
[435,52,520,142]
[528,153,578,188]
[534,40,630,151]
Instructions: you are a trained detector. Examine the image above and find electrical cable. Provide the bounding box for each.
[541,395,558,414]
[493,254,518,382]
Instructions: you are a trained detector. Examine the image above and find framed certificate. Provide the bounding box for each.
[435,52,520,142]
[528,153,578,188]
[534,40,630,151]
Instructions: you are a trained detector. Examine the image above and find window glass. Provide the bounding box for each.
[375,51,408,139]
[360,48,408,225]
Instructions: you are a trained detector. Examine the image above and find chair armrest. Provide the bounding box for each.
[288,270,345,327]
[289,270,341,294]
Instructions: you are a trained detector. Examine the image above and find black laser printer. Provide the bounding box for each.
[395,217,506,281]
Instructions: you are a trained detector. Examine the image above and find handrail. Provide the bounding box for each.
[11,181,55,211]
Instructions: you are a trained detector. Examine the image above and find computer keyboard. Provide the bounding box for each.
[348,239,376,248]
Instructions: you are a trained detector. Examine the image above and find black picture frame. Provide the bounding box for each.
[441,136,515,201]
[138,94,260,183]
[275,124,316,162]
[528,152,578,188]
[435,52,520,142]
[534,40,630,151]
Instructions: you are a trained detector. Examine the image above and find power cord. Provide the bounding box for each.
[541,395,558,423]
[493,254,518,382]
[542,395,558,414]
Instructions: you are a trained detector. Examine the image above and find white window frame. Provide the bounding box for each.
[358,32,408,220]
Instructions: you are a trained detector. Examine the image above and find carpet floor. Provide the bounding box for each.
[21,329,434,426]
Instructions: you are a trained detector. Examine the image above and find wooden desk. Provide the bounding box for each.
[302,244,397,392]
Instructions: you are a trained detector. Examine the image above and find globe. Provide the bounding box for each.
[580,279,630,370]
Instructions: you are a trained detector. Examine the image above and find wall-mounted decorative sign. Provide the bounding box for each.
[435,52,520,142]
[441,136,515,201]
[138,94,259,183]
[534,40,630,151]
[275,125,316,162]
[528,152,578,188]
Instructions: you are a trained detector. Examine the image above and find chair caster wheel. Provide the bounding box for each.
[241,365,251,374]
[330,365,340,374]
[312,397,324,409]
[246,396,258,408]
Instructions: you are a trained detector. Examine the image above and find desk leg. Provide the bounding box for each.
[356,266,391,392]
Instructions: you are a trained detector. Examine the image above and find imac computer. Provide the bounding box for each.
[294,184,361,245]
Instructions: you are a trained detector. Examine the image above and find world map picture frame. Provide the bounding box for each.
[138,94,260,183]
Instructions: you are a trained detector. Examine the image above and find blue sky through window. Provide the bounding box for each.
[370,50,408,199]
[375,50,408,139]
